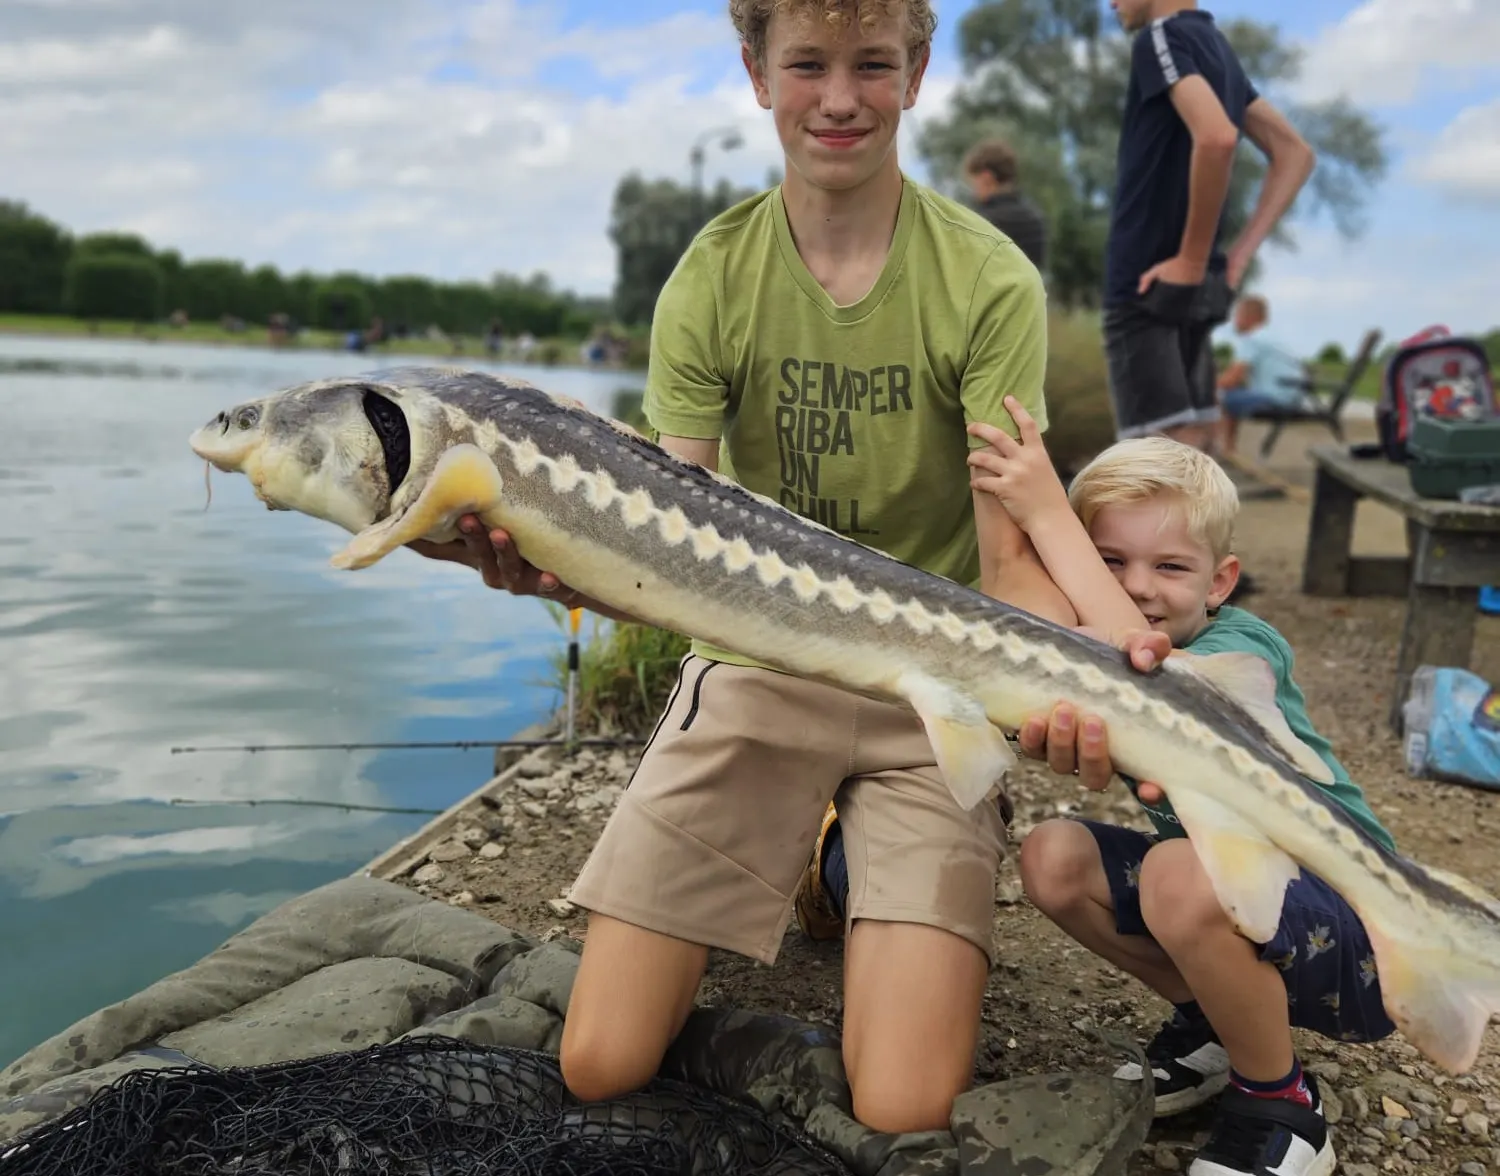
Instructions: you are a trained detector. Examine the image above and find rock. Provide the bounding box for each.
[1349,1086,1370,1120]
[1458,1163,1487,1176]
[429,841,469,864]
[996,879,1024,905]
[1344,1165,1378,1176]
[1153,1143,1180,1170]
[1402,1142,1430,1164]
[520,801,547,820]
[1409,1086,1438,1106]
[458,826,488,849]
[1465,1112,1492,1140]
[448,891,475,907]
[1397,1118,1421,1139]
[478,842,505,860]
[1382,1095,1411,1119]
[546,898,577,918]
[1454,1098,1472,1117]
[518,779,552,798]
[515,751,552,778]
[1322,1087,1344,1125]
[412,863,446,885]
[1308,1061,1342,1083]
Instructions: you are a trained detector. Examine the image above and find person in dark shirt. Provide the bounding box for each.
[1101,0,1315,454]
[962,137,1048,275]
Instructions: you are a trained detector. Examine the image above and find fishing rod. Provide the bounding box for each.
[167,797,446,816]
[168,737,647,755]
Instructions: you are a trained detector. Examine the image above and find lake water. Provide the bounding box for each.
[0,335,644,1069]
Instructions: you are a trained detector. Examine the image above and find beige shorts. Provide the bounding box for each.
[567,655,1010,965]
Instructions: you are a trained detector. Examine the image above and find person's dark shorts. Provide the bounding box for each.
[1079,819,1397,1045]
[1102,270,1234,439]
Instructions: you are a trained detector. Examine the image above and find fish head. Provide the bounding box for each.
[189,378,411,535]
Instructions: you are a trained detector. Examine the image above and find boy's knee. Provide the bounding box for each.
[1019,819,1098,912]
[849,1061,964,1135]
[1138,839,1224,945]
[559,1011,662,1104]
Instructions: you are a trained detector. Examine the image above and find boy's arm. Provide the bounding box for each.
[960,247,1077,627]
[1225,98,1317,289]
[968,405,1149,643]
[1131,32,1240,292]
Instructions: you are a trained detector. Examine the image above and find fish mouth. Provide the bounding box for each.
[361,389,411,500]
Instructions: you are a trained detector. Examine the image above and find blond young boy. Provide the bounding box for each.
[799,409,1397,1176]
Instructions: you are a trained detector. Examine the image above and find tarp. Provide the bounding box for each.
[0,877,1152,1176]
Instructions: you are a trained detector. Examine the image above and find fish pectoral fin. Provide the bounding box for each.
[1359,861,1500,1074]
[897,673,1017,812]
[330,444,505,571]
[1165,789,1302,944]
[1169,651,1336,786]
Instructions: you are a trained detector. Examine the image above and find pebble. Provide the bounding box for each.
[520,801,548,819]
[546,898,577,917]
[448,890,475,907]
[1455,1098,1472,1117]
[515,751,552,778]
[1343,1165,1377,1176]
[1398,1118,1421,1139]
[1402,1141,1429,1163]
[1409,1086,1439,1106]
[429,841,469,863]
[1465,1112,1492,1140]
[1348,1086,1371,1120]
[518,779,553,798]
[1383,1096,1411,1119]
[458,826,488,849]
[478,842,505,860]
[1458,1163,1487,1176]
[412,863,446,885]
[1152,1144,1179,1171]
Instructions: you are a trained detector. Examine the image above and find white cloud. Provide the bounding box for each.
[1254,225,1500,357]
[1,0,960,298]
[1294,0,1500,106]
[1412,98,1500,202]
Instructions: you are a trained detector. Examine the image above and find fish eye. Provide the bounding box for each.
[235,407,260,430]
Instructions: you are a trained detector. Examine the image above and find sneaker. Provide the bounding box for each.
[792,803,844,942]
[1114,1007,1231,1117]
[1187,1073,1334,1176]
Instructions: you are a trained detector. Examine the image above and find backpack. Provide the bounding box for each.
[1376,325,1498,461]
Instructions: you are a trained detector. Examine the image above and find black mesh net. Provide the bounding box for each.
[0,1037,854,1176]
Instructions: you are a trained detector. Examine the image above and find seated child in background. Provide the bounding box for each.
[1215,293,1308,454]
[793,408,1396,1176]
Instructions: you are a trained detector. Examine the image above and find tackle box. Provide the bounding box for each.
[1406,416,1500,500]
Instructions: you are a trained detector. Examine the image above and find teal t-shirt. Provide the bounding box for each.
[1124,605,1397,853]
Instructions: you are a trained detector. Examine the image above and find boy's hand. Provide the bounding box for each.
[1017,629,1172,801]
[965,397,1071,532]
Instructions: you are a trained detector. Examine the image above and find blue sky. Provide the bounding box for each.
[5,0,1498,356]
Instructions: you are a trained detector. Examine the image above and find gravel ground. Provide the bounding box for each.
[387,421,1500,1175]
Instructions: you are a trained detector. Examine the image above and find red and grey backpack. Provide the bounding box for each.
[1377,325,1499,461]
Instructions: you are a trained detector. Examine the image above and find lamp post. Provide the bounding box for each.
[690,125,744,220]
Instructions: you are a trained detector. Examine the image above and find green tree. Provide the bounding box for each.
[608,173,761,326]
[63,253,164,322]
[914,2,1388,308]
[0,201,72,314]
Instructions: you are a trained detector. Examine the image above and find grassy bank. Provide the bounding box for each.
[0,313,650,370]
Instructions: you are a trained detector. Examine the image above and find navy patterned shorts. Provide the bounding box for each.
[1080,819,1397,1045]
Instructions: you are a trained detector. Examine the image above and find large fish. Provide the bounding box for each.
[189,365,1500,1074]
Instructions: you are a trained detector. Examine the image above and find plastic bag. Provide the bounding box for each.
[1402,665,1500,790]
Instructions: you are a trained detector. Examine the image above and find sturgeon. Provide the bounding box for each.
[189,365,1500,1075]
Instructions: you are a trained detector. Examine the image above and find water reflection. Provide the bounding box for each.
[0,334,644,1066]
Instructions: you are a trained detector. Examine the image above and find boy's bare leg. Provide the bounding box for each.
[1018,819,1194,1002]
[842,919,988,1134]
[1136,838,1295,1082]
[559,914,708,1102]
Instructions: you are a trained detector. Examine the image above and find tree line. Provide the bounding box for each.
[0,200,607,339]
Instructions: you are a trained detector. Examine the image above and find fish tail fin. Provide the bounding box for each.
[1360,862,1500,1074]
[331,444,505,570]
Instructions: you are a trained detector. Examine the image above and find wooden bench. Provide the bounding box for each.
[1301,444,1500,731]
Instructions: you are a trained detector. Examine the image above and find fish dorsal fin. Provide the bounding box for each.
[1168,651,1337,786]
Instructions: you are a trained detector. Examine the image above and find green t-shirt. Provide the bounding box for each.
[642,176,1049,667]
[1125,605,1397,853]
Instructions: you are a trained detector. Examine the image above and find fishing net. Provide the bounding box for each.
[0,1036,854,1176]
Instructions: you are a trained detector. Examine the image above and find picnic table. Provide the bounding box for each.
[1301,444,1500,731]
